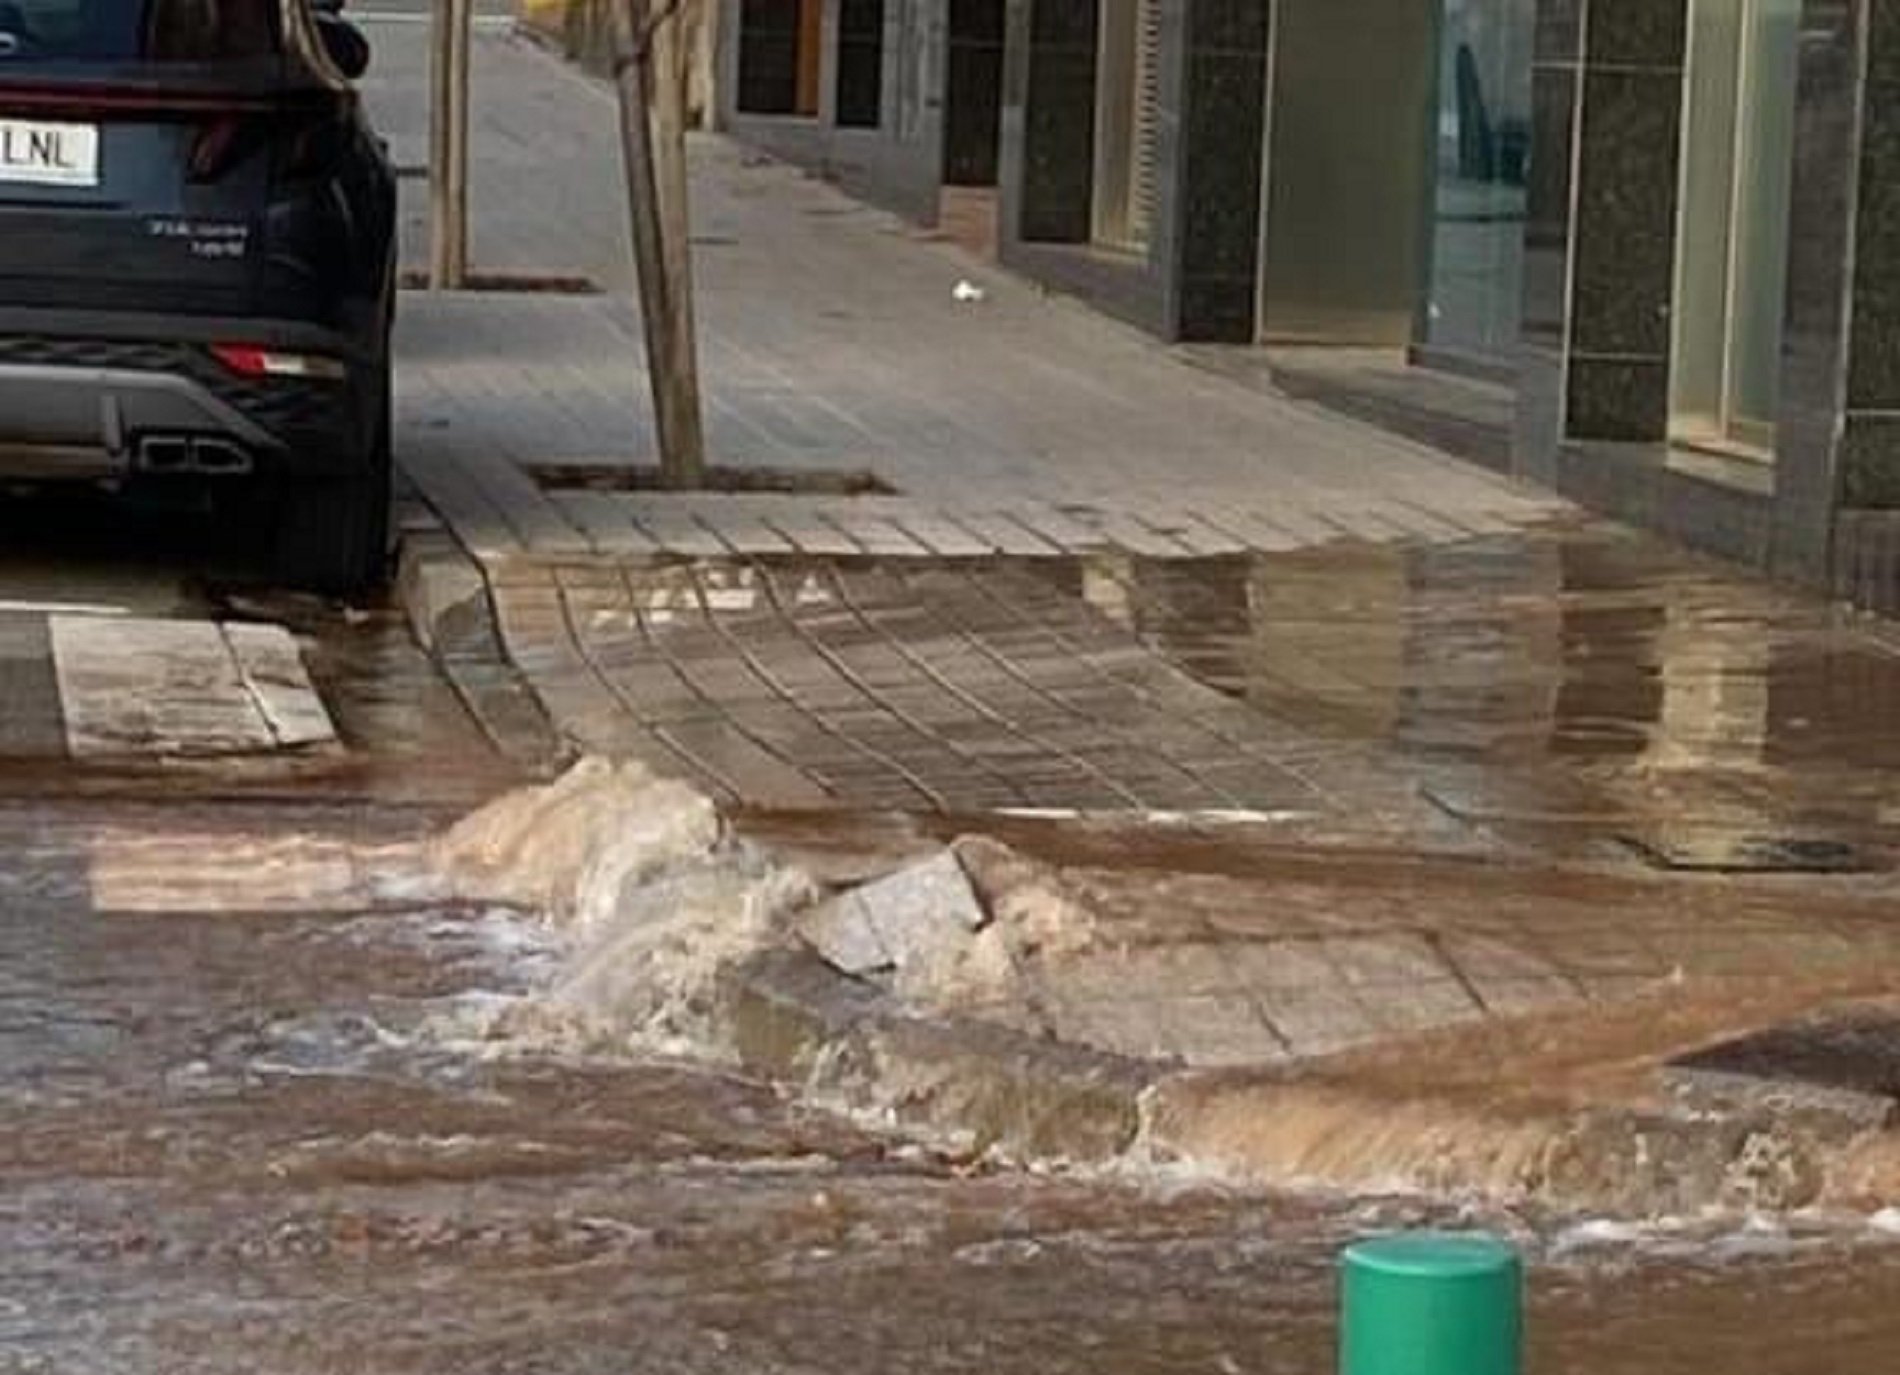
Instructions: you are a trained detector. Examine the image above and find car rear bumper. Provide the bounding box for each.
[0,315,376,480]
[0,307,377,364]
[0,363,278,465]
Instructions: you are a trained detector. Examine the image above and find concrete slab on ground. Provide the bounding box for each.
[45,615,335,760]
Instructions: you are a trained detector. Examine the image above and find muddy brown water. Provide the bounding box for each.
[1070,522,1900,867]
[11,514,1900,1368]
[5,799,1900,1373]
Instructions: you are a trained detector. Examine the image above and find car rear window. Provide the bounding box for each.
[0,0,280,63]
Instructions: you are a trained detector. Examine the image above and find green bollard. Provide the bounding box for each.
[1339,1232,1522,1375]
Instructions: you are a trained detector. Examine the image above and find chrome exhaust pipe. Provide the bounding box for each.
[135,435,192,474]
[133,435,254,476]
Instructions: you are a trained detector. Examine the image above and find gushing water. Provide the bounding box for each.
[424,759,813,1059]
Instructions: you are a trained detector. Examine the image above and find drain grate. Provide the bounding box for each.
[1617,830,1877,874]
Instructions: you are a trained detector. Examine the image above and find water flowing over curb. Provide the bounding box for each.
[413,759,1900,1219]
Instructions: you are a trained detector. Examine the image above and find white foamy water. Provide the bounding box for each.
[419,759,813,1061]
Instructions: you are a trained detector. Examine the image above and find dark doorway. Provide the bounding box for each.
[738,0,822,116]
[836,0,886,127]
[944,0,1004,184]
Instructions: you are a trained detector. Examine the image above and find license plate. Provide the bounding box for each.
[0,119,99,188]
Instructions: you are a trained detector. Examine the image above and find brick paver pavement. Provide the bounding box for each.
[356,16,1585,817]
[933,836,1900,1066]
[363,19,1561,556]
[471,556,1449,823]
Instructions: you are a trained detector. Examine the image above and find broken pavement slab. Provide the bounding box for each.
[725,920,1900,1211]
[795,847,990,978]
[794,838,1115,1038]
[380,760,1900,1214]
[750,833,1900,1211]
[50,614,336,758]
[791,829,1900,1074]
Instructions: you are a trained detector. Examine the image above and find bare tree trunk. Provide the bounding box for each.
[614,0,708,489]
[429,0,472,288]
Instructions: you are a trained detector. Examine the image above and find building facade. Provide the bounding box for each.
[717,0,1900,610]
[716,0,1007,229]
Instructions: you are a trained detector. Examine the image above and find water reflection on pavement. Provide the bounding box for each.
[1083,522,1900,866]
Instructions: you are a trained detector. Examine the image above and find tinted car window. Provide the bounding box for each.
[0,0,280,62]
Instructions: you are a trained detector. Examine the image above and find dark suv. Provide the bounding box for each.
[0,0,396,592]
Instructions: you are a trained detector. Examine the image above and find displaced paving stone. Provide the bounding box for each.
[798,888,896,976]
[864,848,991,936]
[798,848,990,980]
[223,624,334,749]
[398,531,497,658]
[472,556,1413,819]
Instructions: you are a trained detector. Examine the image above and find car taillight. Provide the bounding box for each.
[211,344,348,381]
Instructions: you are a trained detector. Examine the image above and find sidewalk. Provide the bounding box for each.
[367,19,1565,824]
[368,14,1900,879]
[367,21,1556,524]
[366,19,1900,1212]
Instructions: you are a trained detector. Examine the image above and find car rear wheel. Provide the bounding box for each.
[271,362,393,597]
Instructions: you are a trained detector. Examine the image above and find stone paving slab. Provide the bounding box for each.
[766,820,1900,1092]
[48,616,335,760]
[509,490,1542,562]
[394,292,1565,566]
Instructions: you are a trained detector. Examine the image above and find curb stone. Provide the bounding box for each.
[395,528,569,774]
[715,938,1881,1209]
[718,947,1154,1163]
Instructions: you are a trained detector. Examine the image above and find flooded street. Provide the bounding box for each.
[11,794,1900,1373]
[11,0,1900,1361]
[10,488,1900,1371]
[1074,522,1900,866]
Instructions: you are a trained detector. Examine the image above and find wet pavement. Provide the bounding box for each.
[3,21,1900,1351]
[0,488,517,809]
[1103,522,1900,866]
[453,516,1900,879]
[17,468,1900,1367]
[8,504,1900,1373]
